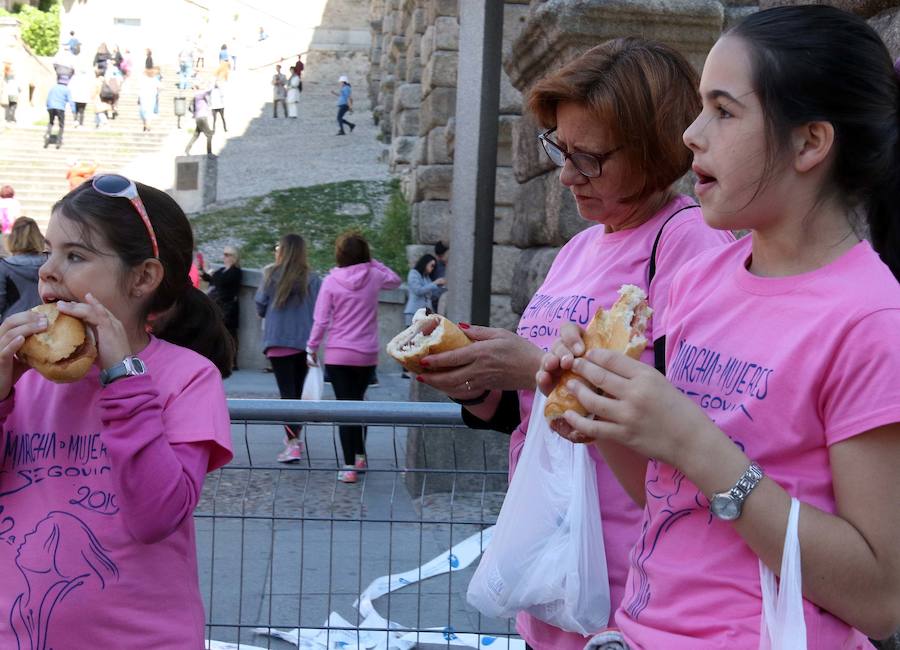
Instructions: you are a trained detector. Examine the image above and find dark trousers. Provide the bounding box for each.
[273,98,286,117]
[270,353,309,438]
[186,116,213,154]
[4,101,16,122]
[337,104,354,133]
[46,108,65,140]
[327,364,373,465]
[74,102,86,125]
[212,107,227,131]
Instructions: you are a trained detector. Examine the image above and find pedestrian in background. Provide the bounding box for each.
[286,69,301,119]
[306,232,401,483]
[185,84,214,156]
[332,75,355,135]
[200,246,242,369]
[0,217,44,320]
[2,63,20,124]
[432,240,449,312]
[93,42,111,76]
[255,234,321,463]
[404,254,444,326]
[68,67,92,127]
[0,185,21,237]
[44,77,71,149]
[138,67,160,132]
[210,79,227,132]
[272,64,287,118]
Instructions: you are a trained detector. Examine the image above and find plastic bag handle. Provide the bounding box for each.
[759,497,807,650]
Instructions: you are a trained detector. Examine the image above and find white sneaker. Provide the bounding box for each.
[338,466,358,483]
[276,438,304,463]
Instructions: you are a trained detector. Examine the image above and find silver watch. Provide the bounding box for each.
[709,462,764,521]
[99,356,147,387]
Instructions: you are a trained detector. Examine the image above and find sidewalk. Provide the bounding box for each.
[223,366,410,401]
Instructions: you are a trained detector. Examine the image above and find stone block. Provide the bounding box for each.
[491,245,520,294]
[412,200,452,243]
[505,0,724,92]
[510,247,560,316]
[427,126,452,164]
[494,205,515,245]
[426,0,459,24]
[390,136,418,165]
[393,108,420,137]
[406,243,431,268]
[761,0,893,16]
[511,173,550,248]
[513,111,555,183]
[495,166,519,207]
[870,6,900,58]
[412,135,427,166]
[499,70,523,114]
[420,25,435,62]
[393,82,422,111]
[411,164,454,202]
[420,86,457,134]
[502,2,530,61]
[433,15,460,51]
[490,293,520,331]
[547,173,588,243]
[445,116,456,158]
[423,50,458,88]
[497,115,516,166]
[410,7,427,35]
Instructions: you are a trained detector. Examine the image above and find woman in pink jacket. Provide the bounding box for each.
[307,231,401,483]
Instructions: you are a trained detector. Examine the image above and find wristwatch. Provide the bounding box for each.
[100,356,147,387]
[709,462,764,521]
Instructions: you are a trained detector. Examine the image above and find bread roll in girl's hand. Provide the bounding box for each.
[545,285,652,433]
[18,303,97,383]
[386,308,471,374]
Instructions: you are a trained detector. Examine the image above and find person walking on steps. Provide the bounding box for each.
[272,64,287,118]
[332,75,355,135]
[185,84,213,156]
[45,78,71,149]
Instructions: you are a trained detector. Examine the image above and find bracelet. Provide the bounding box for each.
[450,389,491,406]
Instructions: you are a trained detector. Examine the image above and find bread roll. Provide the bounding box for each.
[18,303,97,383]
[545,284,652,431]
[386,308,471,374]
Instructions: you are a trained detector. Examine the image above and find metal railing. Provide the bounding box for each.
[199,399,521,650]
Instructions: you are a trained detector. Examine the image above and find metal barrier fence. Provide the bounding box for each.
[199,399,522,650]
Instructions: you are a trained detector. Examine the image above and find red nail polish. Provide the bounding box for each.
[420,359,429,367]
[459,322,470,329]
[415,375,423,382]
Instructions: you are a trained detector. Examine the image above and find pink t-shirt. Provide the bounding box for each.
[511,195,733,649]
[0,336,233,649]
[616,238,898,649]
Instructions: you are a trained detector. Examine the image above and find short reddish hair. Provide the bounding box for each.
[335,231,371,267]
[0,185,14,199]
[527,37,699,203]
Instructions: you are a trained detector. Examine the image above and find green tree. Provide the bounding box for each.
[0,1,60,56]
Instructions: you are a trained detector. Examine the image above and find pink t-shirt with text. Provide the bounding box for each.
[511,195,733,649]
[616,238,898,649]
[0,336,233,649]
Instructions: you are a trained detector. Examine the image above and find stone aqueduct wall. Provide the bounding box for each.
[366,0,900,330]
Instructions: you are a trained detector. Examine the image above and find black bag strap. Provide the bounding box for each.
[648,203,700,374]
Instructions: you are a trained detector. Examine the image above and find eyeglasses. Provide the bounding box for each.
[92,174,159,258]
[538,128,621,178]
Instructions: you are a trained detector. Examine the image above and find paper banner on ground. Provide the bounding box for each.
[220,526,522,650]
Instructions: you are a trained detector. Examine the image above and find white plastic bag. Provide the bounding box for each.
[759,497,807,650]
[301,365,324,400]
[467,391,610,635]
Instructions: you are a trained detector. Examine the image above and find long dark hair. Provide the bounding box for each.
[264,233,309,308]
[53,182,234,376]
[730,5,900,281]
[413,253,436,277]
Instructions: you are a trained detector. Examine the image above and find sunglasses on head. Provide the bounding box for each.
[92,174,160,258]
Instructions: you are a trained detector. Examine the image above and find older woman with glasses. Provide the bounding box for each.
[417,38,732,650]
[199,246,243,369]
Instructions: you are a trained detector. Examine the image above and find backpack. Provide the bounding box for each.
[99,80,115,102]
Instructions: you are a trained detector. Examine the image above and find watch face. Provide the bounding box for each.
[711,494,740,521]
[130,357,146,374]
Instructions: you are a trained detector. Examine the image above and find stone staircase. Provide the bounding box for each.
[0,65,185,232]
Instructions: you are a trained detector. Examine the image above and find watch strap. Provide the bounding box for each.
[100,356,146,387]
[711,461,764,520]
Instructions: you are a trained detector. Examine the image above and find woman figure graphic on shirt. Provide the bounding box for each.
[541,6,900,648]
[0,174,234,648]
[11,511,118,650]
